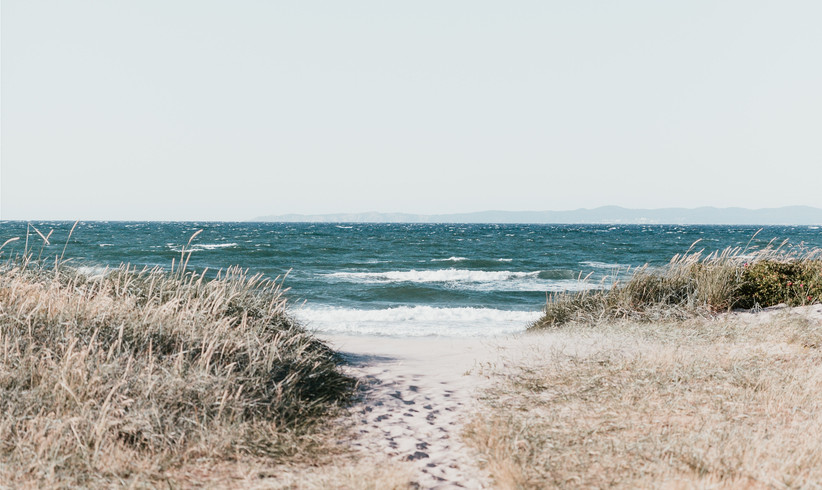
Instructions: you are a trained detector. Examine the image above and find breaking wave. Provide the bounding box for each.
[580,260,628,269]
[74,266,110,278]
[167,243,238,253]
[324,269,540,283]
[295,305,542,337]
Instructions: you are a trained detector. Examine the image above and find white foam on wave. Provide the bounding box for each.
[497,258,513,262]
[295,305,542,337]
[197,242,238,250]
[323,268,606,292]
[466,279,605,292]
[75,266,110,278]
[325,268,539,283]
[431,256,468,262]
[167,243,238,252]
[580,260,628,269]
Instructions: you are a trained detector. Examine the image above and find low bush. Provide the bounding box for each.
[532,242,822,330]
[737,260,822,308]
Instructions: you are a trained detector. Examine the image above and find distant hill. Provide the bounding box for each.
[252,206,822,225]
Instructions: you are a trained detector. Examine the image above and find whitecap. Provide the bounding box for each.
[75,266,110,278]
[196,242,238,250]
[295,305,542,337]
[464,278,606,292]
[324,268,540,283]
[580,260,628,269]
[322,268,606,292]
[431,256,468,262]
[167,243,238,252]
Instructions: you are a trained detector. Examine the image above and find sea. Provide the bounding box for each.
[2,222,821,337]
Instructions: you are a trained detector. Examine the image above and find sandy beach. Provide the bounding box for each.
[316,304,822,488]
[320,335,497,488]
[319,332,600,489]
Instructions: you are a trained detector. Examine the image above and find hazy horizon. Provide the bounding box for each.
[253,205,822,225]
[2,204,820,225]
[3,1,821,220]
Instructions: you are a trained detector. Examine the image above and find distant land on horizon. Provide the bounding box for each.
[253,206,822,225]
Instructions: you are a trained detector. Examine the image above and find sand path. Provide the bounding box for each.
[321,335,503,489]
[317,306,822,488]
[321,331,597,489]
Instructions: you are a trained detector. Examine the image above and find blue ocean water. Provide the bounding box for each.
[2,222,821,336]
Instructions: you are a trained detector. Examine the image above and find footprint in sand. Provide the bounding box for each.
[405,451,430,461]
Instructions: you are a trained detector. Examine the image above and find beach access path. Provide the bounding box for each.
[320,305,822,488]
[321,332,590,489]
[321,335,496,488]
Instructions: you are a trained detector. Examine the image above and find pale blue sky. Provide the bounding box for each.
[2,1,821,220]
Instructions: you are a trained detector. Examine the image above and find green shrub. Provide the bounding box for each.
[737,260,822,308]
[531,244,822,330]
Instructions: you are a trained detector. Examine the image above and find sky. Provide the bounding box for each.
[2,1,821,221]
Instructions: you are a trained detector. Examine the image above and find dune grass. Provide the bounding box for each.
[531,240,822,330]
[467,308,822,488]
[470,240,822,488]
[0,239,355,487]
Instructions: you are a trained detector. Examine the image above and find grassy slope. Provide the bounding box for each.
[0,259,355,487]
[467,309,822,488]
[468,244,822,488]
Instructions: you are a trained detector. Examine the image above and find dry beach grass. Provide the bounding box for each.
[532,239,822,329]
[0,238,354,487]
[4,227,822,488]
[466,308,822,488]
[467,241,822,489]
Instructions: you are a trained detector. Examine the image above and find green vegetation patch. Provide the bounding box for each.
[532,243,822,330]
[737,260,822,308]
